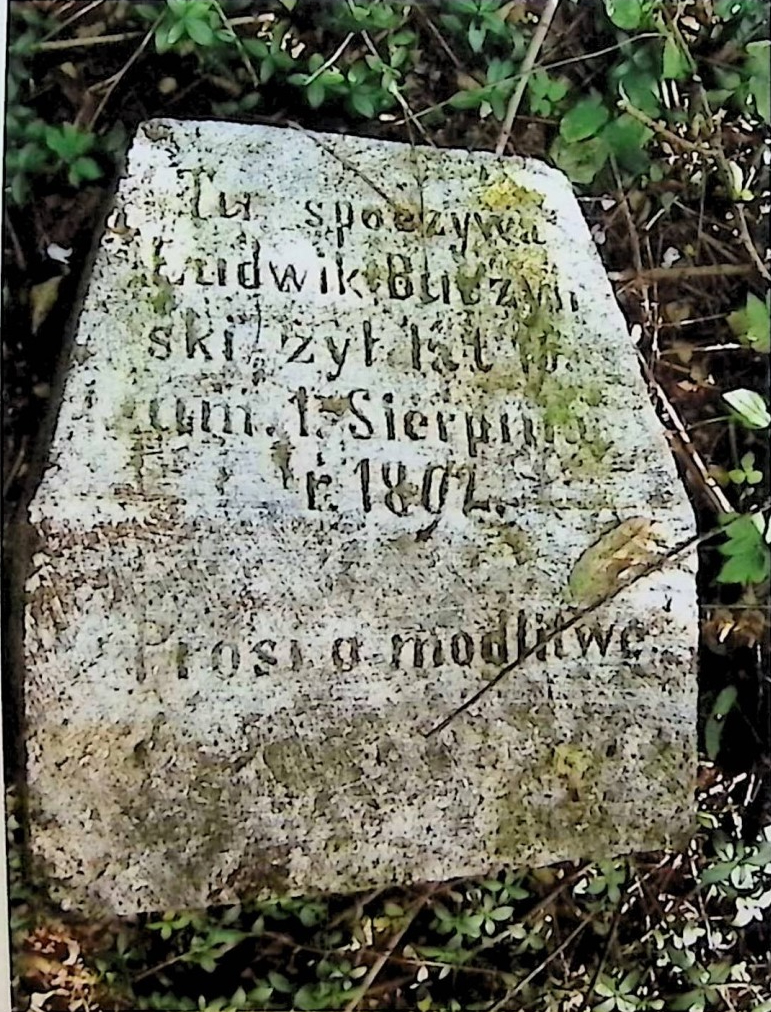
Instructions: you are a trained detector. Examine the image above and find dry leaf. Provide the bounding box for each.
[669,338,695,364]
[456,71,482,92]
[568,517,661,607]
[663,301,693,325]
[702,606,768,652]
[30,276,63,335]
[29,991,59,1012]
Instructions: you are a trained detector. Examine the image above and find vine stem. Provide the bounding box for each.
[424,499,769,738]
[496,0,561,156]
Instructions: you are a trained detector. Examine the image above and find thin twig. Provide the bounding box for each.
[213,0,258,88]
[619,99,712,155]
[576,906,622,1012]
[660,14,771,281]
[638,350,733,515]
[259,928,514,981]
[287,121,398,207]
[609,263,756,285]
[305,31,355,86]
[87,17,160,129]
[665,342,744,353]
[735,204,770,281]
[415,6,465,71]
[496,0,561,156]
[359,29,434,146]
[395,35,660,129]
[3,441,28,499]
[3,211,27,272]
[36,29,144,50]
[487,917,592,1012]
[343,887,438,1012]
[36,13,264,51]
[41,0,105,41]
[610,155,644,276]
[424,509,756,737]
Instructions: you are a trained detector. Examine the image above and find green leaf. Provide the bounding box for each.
[486,58,515,87]
[166,18,187,45]
[728,292,771,352]
[490,905,514,920]
[728,452,763,486]
[705,685,738,760]
[742,293,771,352]
[390,29,415,46]
[615,62,662,117]
[669,991,704,1011]
[71,156,102,182]
[351,90,376,118]
[528,69,550,99]
[716,514,771,585]
[601,113,653,174]
[701,860,736,885]
[560,95,611,142]
[724,388,771,429]
[18,142,48,173]
[550,135,609,185]
[467,20,486,52]
[604,0,646,30]
[10,172,30,206]
[489,89,508,121]
[186,16,215,46]
[154,22,173,52]
[449,89,484,109]
[746,41,770,124]
[306,78,326,108]
[663,34,691,80]
[45,124,93,161]
[548,78,569,102]
[268,970,293,993]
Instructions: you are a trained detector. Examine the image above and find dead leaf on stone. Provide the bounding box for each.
[30,276,64,335]
[568,517,662,607]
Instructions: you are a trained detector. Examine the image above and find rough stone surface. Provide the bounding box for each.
[24,120,698,915]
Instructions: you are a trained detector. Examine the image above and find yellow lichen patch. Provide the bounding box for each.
[473,362,524,395]
[480,177,544,215]
[553,743,594,797]
[489,524,532,563]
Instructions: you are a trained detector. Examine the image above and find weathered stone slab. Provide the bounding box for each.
[24,120,698,914]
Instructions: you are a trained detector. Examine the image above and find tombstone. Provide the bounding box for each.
[23,120,698,914]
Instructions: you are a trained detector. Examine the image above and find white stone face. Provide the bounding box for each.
[24,120,698,914]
